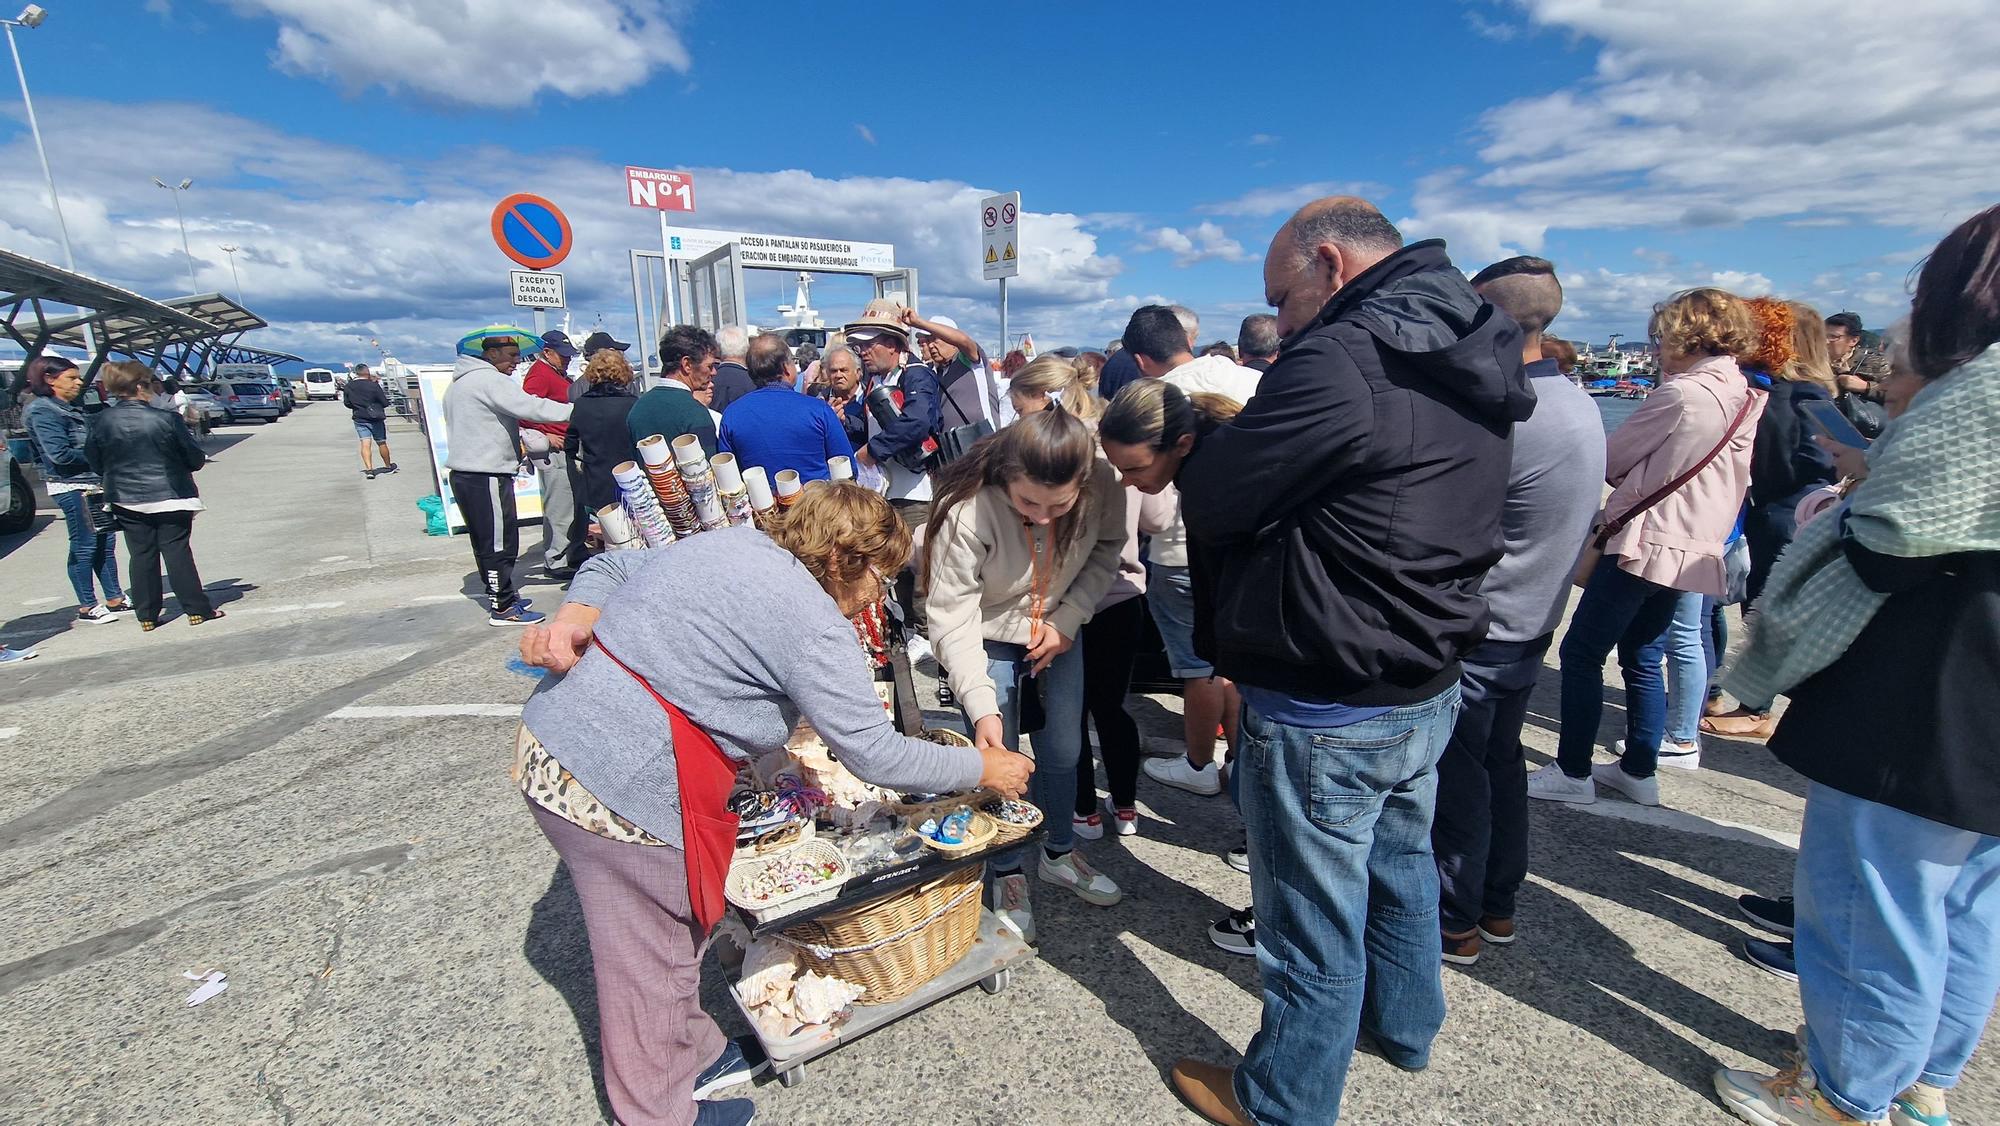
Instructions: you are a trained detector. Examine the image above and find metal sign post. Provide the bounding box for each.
[981,191,1020,355]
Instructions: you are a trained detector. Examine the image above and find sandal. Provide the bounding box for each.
[1700,710,1776,739]
[187,609,228,626]
[139,620,158,632]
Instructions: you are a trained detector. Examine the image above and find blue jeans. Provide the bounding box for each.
[1557,556,1681,779]
[1795,783,2000,1120]
[1234,684,1461,1124]
[968,637,1086,867]
[52,490,122,608]
[1664,591,1705,745]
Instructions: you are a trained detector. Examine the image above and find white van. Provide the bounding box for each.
[303,367,338,400]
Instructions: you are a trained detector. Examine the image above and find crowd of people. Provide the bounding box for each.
[474,193,2000,1126]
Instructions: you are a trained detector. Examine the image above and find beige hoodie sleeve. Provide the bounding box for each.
[926,497,1003,723]
[1048,460,1129,641]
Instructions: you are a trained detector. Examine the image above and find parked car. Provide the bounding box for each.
[303,367,338,400]
[0,443,32,535]
[182,387,229,425]
[207,381,284,422]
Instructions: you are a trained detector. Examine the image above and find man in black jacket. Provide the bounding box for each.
[1168,197,1534,1126]
[342,364,395,478]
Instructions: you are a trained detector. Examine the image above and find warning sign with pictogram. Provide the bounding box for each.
[980,190,1020,280]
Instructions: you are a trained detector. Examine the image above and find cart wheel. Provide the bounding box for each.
[979,969,1011,995]
[778,1065,805,1089]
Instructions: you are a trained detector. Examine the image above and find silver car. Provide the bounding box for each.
[209,381,284,422]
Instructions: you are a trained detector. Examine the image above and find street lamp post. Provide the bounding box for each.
[218,243,242,305]
[3,4,94,355]
[152,176,198,293]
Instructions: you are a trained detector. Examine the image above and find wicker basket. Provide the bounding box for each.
[725,840,848,923]
[777,863,984,1003]
[908,809,998,856]
[977,794,1044,845]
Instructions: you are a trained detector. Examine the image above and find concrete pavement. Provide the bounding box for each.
[0,401,1989,1124]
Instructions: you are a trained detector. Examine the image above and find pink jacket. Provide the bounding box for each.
[1600,355,1765,597]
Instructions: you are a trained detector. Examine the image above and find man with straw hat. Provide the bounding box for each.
[845,298,942,642]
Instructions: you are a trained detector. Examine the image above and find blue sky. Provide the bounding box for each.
[0,0,1989,367]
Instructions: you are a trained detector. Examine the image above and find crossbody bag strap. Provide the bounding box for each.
[1596,390,1757,547]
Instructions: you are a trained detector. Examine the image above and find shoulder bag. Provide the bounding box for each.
[1572,391,1757,588]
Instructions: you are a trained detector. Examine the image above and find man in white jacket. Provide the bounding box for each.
[1123,305,1263,405]
[442,337,572,625]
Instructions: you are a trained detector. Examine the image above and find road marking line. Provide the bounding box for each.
[239,602,347,614]
[0,728,17,740]
[318,555,351,562]
[22,596,63,606]
[1562,799,1799,851]
[328,705,520,719]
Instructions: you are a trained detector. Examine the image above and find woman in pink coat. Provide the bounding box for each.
[1529,289,1766,809]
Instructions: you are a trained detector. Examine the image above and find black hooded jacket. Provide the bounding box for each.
[1178,240,1536,705]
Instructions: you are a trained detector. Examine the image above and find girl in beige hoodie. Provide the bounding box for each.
[922,407,1128,942]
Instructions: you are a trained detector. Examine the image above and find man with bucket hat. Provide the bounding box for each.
[846,298,943,636]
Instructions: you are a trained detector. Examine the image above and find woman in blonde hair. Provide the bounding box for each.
[1006,353,1100,423]
[924,408,1128,941]
[516,483,1029,1126]
[569,347,642,520]
[1529,289,1765,809]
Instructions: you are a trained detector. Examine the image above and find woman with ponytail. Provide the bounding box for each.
[923,406,1128,942]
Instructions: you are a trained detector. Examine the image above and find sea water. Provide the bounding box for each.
[1594,395,1645,435]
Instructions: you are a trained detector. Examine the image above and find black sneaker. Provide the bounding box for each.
[691,1036,767,1099]
[1737,893,1794,937]
[1209,907,1255,956]
[1744,938,1798,982]
[693,1098,755,1125]
[381,462,399,474]
[362,468,378,478]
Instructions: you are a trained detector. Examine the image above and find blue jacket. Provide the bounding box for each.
[24,395,98,486]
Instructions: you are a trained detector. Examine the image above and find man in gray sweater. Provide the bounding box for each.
[1432,256,1606,965]
[443,336,572,625]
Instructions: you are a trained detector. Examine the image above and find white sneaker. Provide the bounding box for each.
[1071,809,1104,841]
[1591,761,1662,806]
[1143,755,1223,796]
[1526,763,1596,805]
[905,634,936,670]
[1613,738,1702,771]
[991,873,1036,944]
[1038,848,1122,906]
[1102,796,1137,837]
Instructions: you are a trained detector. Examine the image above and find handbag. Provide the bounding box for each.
[1573,391,1758,588]
[84,491,117,534]
[928,418,993,470]
[1721,534,1753,605]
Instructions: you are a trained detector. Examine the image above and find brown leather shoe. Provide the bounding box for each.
[1171,1059,1252,1126]
[1477,915,1516,945]
[1443,928,1482,966]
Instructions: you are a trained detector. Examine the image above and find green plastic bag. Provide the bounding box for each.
[416,494,449,536]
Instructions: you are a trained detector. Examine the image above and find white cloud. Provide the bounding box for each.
[1197,180,1390,218]
[1132,222,1253,267]
[1556,265,1775,342]
[854,123,877,146]
[0,98,1130,360]
[221,0,691,109]
[1464,10,1518,40]
[1411,0,2000,252]
[1245,133,1280,146]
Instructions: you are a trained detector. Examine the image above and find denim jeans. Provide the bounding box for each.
[1234,684,1461,1124]
[1700,596,1727,704]
[968,636,1086,868]
[1556,556,1681,779]
[1434,637,1549,935]
[1663,591,1706,745]
[1795,783,2000,1121]
[52,490,122,608]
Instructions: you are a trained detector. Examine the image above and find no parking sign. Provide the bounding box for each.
[490,194,572,270]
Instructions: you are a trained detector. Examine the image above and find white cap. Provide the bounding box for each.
[916,315,958,337]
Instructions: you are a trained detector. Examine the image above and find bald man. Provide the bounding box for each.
[1171,197,1536,1126]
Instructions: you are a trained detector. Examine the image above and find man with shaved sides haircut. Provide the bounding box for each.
[1430,256,1604,970]
[1170,198,1535,1125]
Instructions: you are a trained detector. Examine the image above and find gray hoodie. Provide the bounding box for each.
[442,353,571,475]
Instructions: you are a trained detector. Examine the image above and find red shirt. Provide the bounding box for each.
[520,358,572,439]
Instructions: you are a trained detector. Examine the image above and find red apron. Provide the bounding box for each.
[592,638,741,932]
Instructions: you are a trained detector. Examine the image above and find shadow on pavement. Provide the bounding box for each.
[0,513,60,564]
[524,861,615,1124]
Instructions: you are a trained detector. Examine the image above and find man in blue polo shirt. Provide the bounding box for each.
[719,332,853,481]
